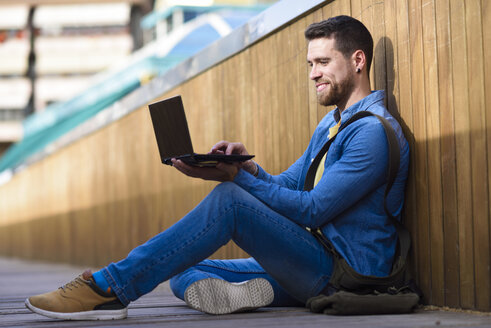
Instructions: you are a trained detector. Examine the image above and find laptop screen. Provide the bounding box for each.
[148,95,194,163]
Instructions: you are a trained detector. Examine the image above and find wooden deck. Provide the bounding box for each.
[0,257,489,328]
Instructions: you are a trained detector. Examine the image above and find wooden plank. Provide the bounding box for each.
[393,10,414,299]
[294,20,310,165]
[483,0,491,311]
[360,0,375,89]
[237,48,254,162]
[91,131,113,266]
[422,0,445,307]
[292,18,311,163]
[383,0,400,118]
[465,0,490,312]
[265,36,278,173]
[327,0,351,18]
[110,124,134,260]
[256,38,276,173]
[130,110,157,246]
[250,37,265,170]
[434,0,460,309]
[449,0,475,310]
[281,24,299,167]
[372,0,387,92]
[350,0,363,21]
[139,105,163,246]
[408,0,432,305]
[340,0,352,15]
[221,56,237,143]
[310,6,328,126]
[249,38,263,172]
[304,11,321,137]
[271,32,284,173]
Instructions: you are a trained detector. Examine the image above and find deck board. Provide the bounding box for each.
[0,257,489,328]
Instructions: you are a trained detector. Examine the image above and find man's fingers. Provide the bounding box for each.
[208,149,224,155]
[173,159,202,177]
[211,141,248,156]
[211,140,229,153]
[172,159,234,181]
[225,142,247,155]
[172,159,198,177]
[225,143,235,155]
[216,162,239,180]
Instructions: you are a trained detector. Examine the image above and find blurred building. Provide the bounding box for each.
[0,0,152,157]
[142,0,276,44]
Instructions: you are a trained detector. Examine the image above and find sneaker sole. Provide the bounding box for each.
[25,298,127,320]
[184,278,274,315]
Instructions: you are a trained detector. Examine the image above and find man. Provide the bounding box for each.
[25,15,409,320]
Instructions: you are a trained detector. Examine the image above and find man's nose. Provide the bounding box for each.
[310,65,321,80]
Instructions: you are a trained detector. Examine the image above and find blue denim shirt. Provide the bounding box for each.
[233,90,410,277]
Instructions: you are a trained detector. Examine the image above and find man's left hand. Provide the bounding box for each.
[172,159,239,182]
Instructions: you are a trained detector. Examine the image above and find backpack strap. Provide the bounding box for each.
[304,110,410,275]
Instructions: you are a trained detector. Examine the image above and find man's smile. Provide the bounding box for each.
[316,82,329,92]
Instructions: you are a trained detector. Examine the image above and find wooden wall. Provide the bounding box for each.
[0,0,489,311]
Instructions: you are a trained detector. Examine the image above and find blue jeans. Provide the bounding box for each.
[101,182,334,306]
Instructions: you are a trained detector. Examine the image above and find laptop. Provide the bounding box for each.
[148,95,254,166]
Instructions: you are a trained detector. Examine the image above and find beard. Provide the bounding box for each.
[317,72,355,107]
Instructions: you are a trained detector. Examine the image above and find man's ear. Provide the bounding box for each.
[352,50,366,73]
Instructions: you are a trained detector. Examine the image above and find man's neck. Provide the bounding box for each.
[337,83,371,113]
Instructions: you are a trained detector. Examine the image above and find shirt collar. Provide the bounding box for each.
[332,90,385,124]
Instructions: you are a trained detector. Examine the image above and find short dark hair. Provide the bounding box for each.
[305,15,373,73]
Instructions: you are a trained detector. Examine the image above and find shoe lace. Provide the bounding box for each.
[59,275,85,293]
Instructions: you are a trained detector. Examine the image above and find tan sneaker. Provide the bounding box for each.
[25,270,127,320]
[184,278,274,315]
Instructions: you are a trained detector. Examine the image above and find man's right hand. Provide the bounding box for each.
[210,141,257,176]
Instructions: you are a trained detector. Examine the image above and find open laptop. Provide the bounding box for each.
[148,95,254,166]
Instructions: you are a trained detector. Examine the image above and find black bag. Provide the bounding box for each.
[307,290,420,315]
[303,111,421,315]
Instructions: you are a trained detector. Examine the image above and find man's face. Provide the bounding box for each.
[307,37,355,107]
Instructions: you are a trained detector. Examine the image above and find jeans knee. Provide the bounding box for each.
[213,181,239,194]
[169,272,186,300]
[211,182,249,200]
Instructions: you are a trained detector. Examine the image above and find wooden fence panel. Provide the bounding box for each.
[434,0,460,309]
[422,0,445,307]
[450,0,476,310]
[0,0,489,311]
[408,0,432,305]
[466,0,490,312]
[484,0,491,312]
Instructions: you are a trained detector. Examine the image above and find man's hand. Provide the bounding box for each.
[171,140,257,182]
[171,159,239,182]
[210,141,257,175]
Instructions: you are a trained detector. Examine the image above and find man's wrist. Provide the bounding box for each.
[251,161,259,177]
